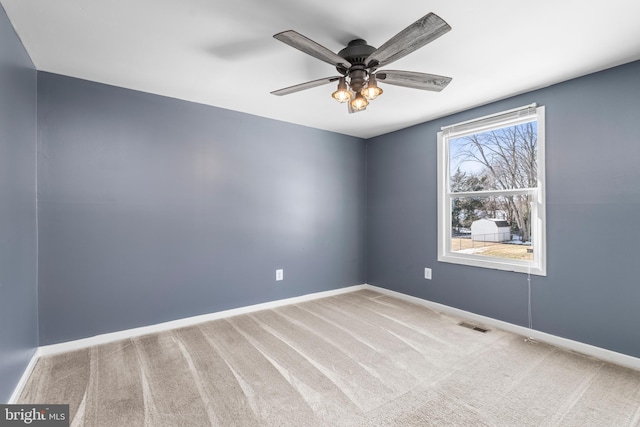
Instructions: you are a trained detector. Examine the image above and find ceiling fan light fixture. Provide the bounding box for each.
[331,77,352,103]
[362,74,383,100]
[350,92,369,111]
[271,12,452,114]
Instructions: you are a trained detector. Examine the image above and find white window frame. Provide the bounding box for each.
[437,104,546,275]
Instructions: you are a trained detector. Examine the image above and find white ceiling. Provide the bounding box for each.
[2,0,640,139]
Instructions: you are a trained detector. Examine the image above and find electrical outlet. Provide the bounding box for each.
[424,268,432,280]
[276,269,284,281]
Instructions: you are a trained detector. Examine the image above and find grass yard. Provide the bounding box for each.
[451,238,533,261]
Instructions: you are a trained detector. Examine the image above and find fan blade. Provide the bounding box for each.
[365,13,451,69]
[271,76,341,96]
[274,31,352,68]
[376,70,452,91]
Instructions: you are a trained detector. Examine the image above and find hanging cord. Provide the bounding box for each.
[524,265,537,343]
[528,269,533,329]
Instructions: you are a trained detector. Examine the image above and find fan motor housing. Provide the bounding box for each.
[337,39,376,74]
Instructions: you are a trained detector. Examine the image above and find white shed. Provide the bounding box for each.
[471,219,510,242]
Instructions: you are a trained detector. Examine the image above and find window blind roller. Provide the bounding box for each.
[441,103,537,137]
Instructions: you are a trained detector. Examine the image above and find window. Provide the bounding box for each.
[437,104,546,275]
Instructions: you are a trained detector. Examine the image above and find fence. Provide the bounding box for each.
[450,233,530,252]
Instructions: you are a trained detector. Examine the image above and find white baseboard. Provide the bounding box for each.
[38,284,368,357]
[17,283,640,402]
[364,284,640,372]
[9,349,39,404]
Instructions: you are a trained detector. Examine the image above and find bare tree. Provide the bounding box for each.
[452,122,537,241]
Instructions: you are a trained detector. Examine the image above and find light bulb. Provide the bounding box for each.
[350,92,369,111]
[331,77,352,103]
[362,74,383,100]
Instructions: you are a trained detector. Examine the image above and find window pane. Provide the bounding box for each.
[450,195,533,261]
[449,121,537,192]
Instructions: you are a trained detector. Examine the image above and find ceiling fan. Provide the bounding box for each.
[271,12,452,113]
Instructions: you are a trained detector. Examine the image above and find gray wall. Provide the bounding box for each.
[37,73,365,345]
[0,5,38,402]
[366,60,640,358]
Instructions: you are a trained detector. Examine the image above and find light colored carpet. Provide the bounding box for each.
[18,290,640,426]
